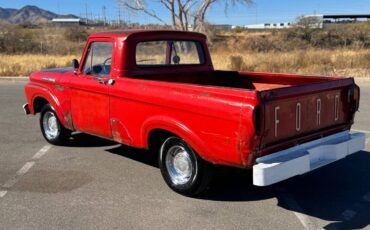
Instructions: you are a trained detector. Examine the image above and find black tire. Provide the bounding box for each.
[39,104,70,145]
[159,137,213,196]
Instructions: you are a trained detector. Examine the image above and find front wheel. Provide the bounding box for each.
[159,137,213,196]
[40,104,70,145]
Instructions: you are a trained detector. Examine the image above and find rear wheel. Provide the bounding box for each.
[40,104,70,145]
[159,137,213,196]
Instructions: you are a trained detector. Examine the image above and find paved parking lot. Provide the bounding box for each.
[0,79,369,230]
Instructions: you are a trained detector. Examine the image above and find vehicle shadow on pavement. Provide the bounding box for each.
[108,142,370,229]
[65,132,118,147]
[280,151,370,230]
[201,151,370,229]
[74,133,370,229]
[106,145,159,168]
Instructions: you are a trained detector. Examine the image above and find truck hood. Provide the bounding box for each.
[29,67,74,85]
[40,67,74,74]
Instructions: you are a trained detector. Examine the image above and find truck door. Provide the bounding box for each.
[70,40,113,138]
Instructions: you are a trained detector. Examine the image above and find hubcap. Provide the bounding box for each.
[42,111,59,140]
[165,145,193,185]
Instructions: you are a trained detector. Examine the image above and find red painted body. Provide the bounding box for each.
[24,30,360,168]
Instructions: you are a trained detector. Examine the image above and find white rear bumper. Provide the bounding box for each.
[253,131,366,186]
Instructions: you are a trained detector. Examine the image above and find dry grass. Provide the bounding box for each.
[1,23,369,77]
[0,49,369,78]
[0,54,77,76]
[212,48,370,78]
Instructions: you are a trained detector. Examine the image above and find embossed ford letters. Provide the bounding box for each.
[273,96,342,137]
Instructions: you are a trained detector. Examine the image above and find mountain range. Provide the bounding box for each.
[0,5,78,24]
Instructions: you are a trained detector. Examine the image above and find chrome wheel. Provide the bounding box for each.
[165,145,194,185]
[42,111,59,140]
[159,137,213,196]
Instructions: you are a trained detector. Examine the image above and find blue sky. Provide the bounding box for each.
[1,0,370,25]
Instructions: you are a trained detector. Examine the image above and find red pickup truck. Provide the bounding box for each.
[24,30,365,196]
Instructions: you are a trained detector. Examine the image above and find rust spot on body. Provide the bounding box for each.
[64,110,75,130]
[111,118,133,145]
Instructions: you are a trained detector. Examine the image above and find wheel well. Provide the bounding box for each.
[33,97,49,113]
[147,129,177,153]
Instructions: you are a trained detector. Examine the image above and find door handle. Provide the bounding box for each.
[107,79,115,85]
[97,79,105,84]
[95,78,115,85]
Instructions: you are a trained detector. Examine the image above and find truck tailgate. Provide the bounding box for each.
[258,78,359,151]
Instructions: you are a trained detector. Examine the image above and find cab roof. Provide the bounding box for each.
[89,29,207,41]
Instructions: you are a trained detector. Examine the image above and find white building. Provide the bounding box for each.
[51,18,82,26]
[243,22,292,30]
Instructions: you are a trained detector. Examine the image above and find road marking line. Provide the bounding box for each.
[276,188,317,230]
[2,161,35,188]
[351,129,370,134]
[341,209,357,221]
[0,145,51,199]
[2,178,18,189]
[282,196,317,230]
[0,190,7,198]
[16,161,35,176]
[363,192,370,202]
[32,145,51,159]
[331,193,370,225]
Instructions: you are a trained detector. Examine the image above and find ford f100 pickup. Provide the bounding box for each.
[23,30,365,196]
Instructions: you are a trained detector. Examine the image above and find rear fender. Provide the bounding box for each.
[141,116,216,164]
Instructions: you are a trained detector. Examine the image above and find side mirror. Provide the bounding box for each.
[72,59,79,74]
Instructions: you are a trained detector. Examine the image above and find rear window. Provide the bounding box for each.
[135,40,205,67]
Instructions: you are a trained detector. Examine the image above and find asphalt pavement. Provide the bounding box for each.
[0,79,369,230]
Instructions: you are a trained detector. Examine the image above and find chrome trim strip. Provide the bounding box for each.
[41,77,56,83]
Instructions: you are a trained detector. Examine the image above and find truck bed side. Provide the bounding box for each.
[109,77,260,167]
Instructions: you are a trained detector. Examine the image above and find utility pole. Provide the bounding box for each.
[118,8,121,25]
[85,3,88,25]
[91,13,94,24]
[102,6,106,26]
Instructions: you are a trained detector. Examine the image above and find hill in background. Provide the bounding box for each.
[0,5,78,24]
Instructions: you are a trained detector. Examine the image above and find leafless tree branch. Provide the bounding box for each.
[117,0,253,31]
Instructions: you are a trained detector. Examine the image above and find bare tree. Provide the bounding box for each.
[292,15,323,42]
[117,0,253,31]
[294,15,323,29]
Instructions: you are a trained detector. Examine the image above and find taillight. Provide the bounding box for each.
[347,86,354,103]
[354,85,360,111]
[348,85,360,112]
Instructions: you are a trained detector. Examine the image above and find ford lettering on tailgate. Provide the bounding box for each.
[262,88,350,146]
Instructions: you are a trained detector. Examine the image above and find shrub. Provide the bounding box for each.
[64,26,88,42]
[228,55,246,71]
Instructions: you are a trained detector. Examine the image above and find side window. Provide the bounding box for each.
[136,41,167,65]
[170,41,202,64]
[135,40,205,67]
[82,42,113,76]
